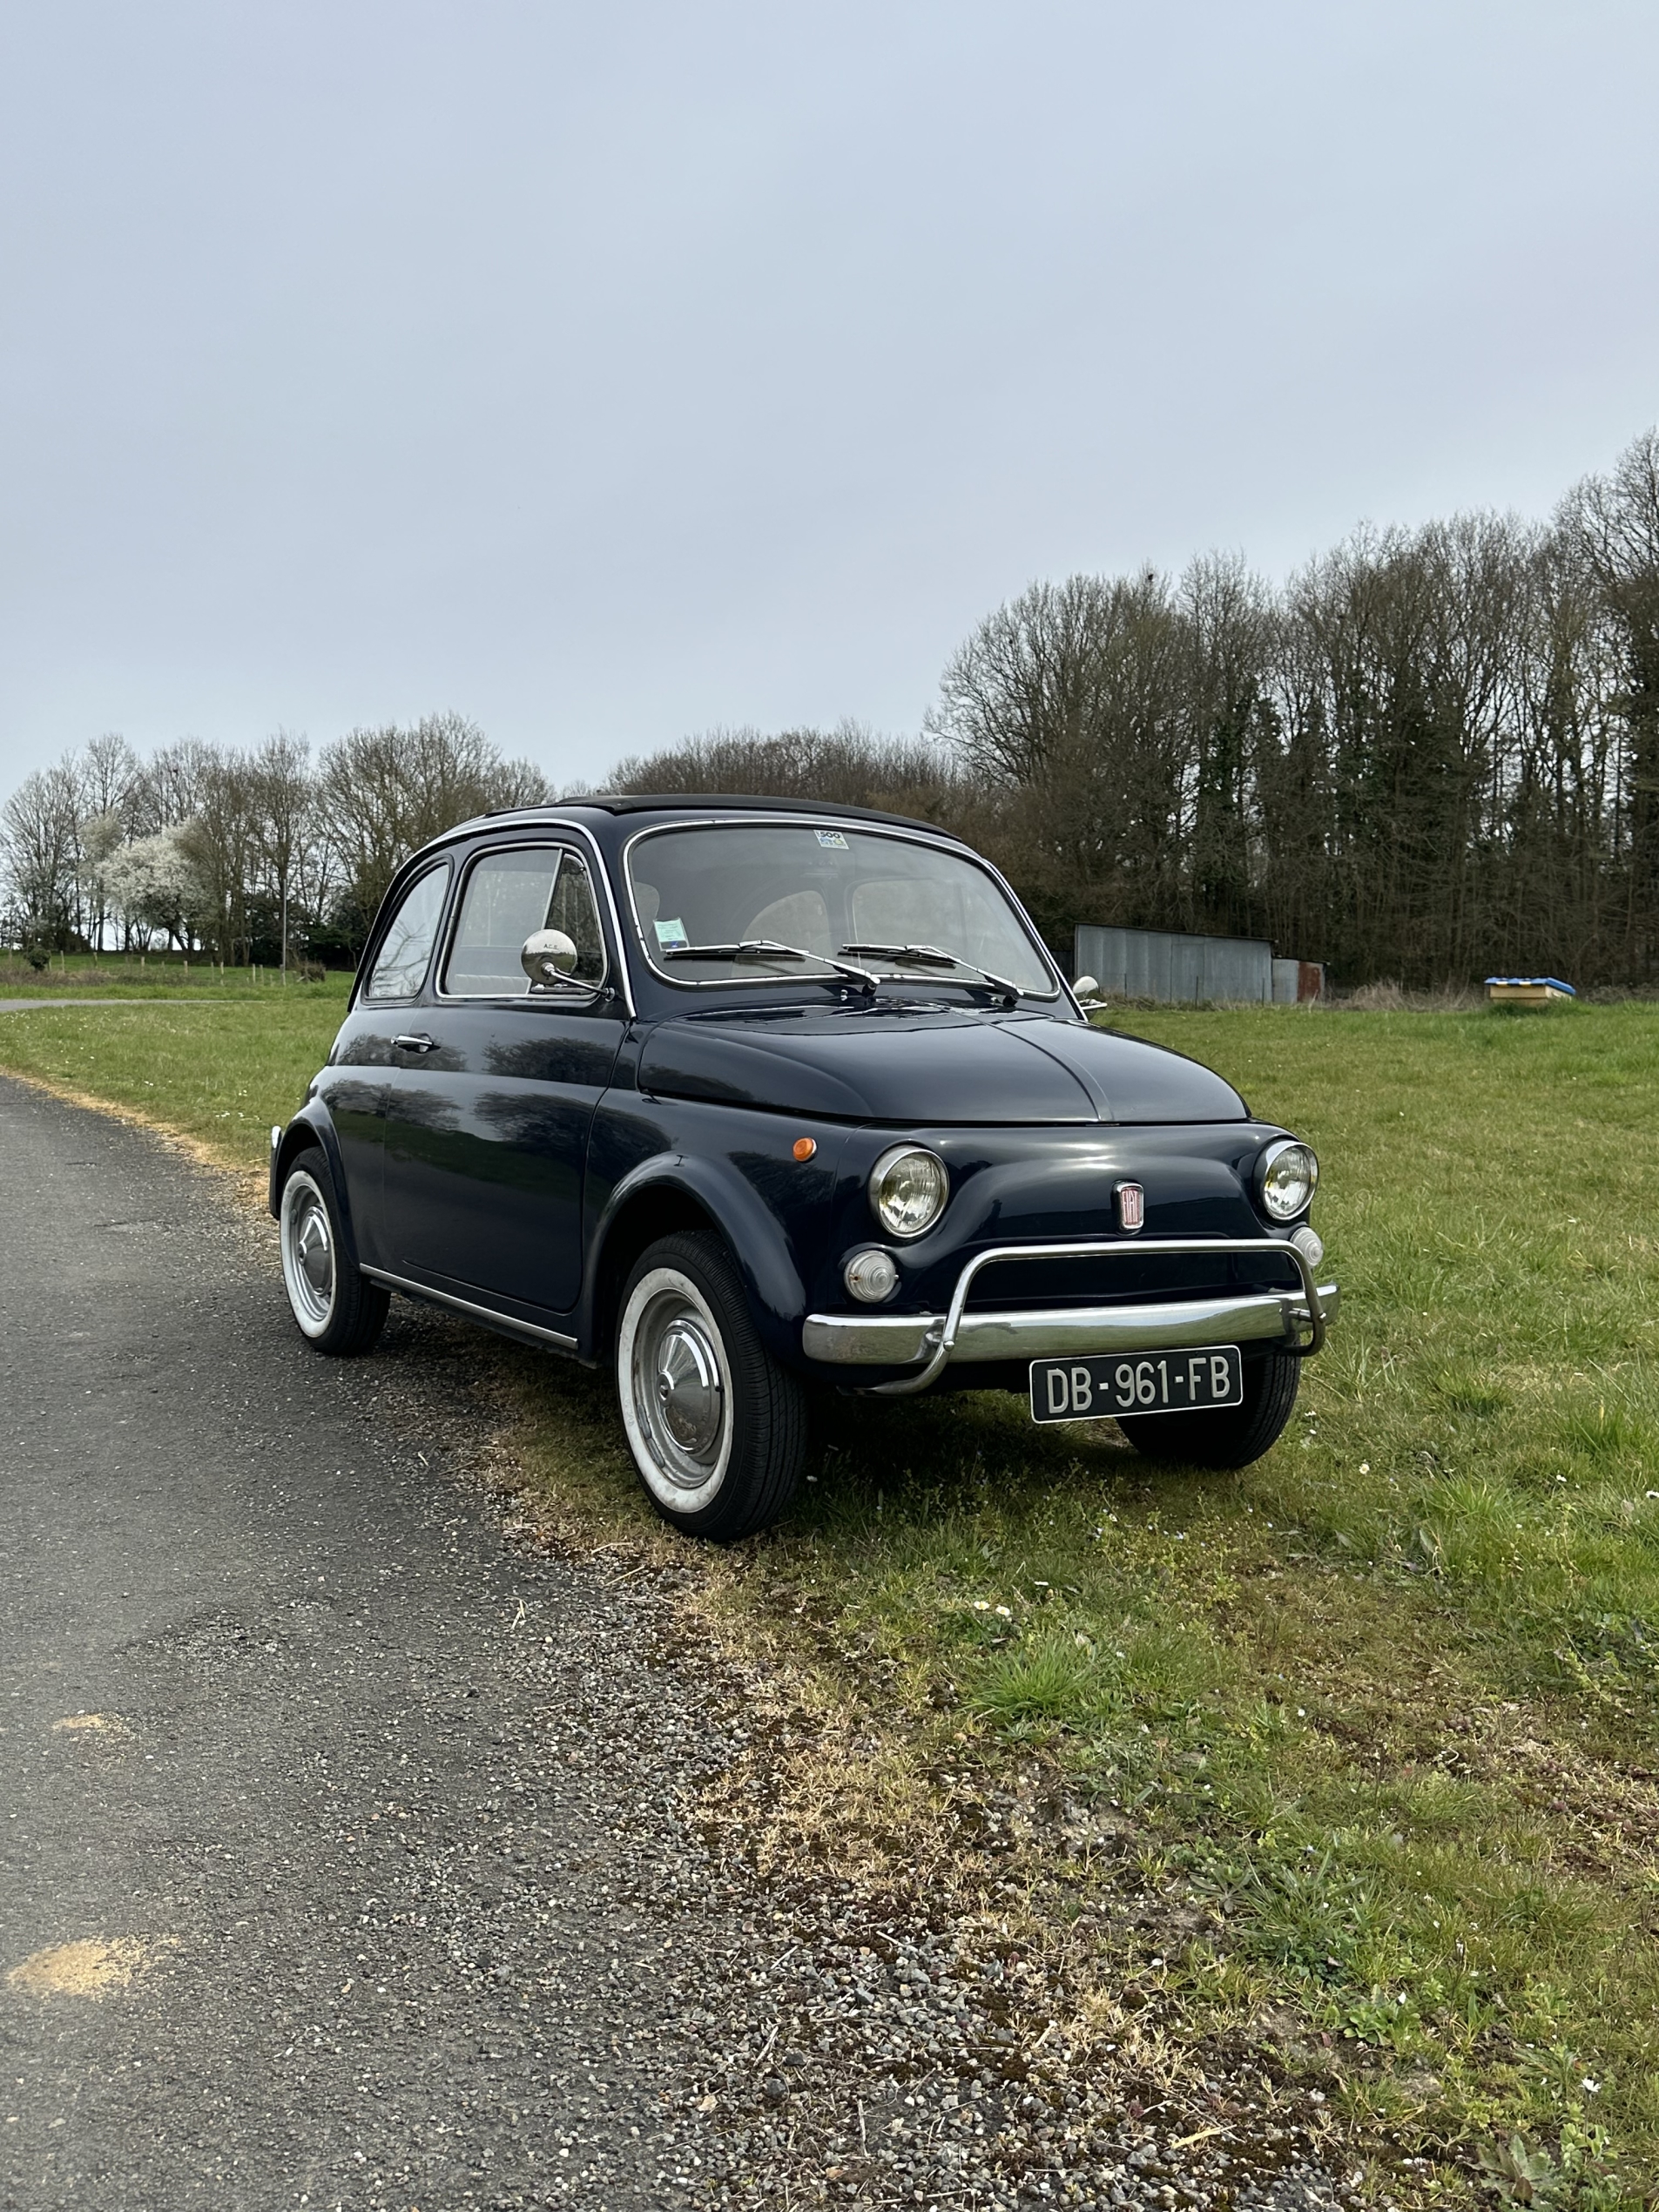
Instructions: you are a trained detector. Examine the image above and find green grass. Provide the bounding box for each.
[0,977,348,1168]
[511,1000,1659,2201]
[0,951,348,1001]
[5,989,1659,2197]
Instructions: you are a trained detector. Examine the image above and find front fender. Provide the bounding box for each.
[580,1151,814,1367]
[269,1106,365,1272]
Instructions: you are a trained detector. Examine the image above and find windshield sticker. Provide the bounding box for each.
[653,917,691,950]
[813,828,849,850]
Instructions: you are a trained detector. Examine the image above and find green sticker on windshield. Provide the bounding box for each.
[654,917,690,950]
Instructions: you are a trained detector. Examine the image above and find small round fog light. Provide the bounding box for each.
[844,1249,900,1304]
[1288,1223,1325,1271]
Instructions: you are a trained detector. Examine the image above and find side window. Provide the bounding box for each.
[443,846,608,996]
[364,865,448,1001]
[546,853,606,985]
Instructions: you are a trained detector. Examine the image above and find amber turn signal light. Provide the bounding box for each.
[792,1136,817,1162]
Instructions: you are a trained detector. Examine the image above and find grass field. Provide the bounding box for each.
[0,951,352,1001]
[0,978,350,1175]
[3,989,1656,2203]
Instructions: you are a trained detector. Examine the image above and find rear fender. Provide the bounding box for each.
[269,1108,363,1271]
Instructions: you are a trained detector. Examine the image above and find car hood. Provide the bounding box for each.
[634,1005,1246,1124]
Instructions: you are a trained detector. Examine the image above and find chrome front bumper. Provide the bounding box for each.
[801,1236,1339,1396]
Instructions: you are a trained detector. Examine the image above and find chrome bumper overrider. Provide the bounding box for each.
[801,1237,1339,1396]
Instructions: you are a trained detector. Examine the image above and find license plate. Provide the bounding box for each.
[1028,1345,1244,1424]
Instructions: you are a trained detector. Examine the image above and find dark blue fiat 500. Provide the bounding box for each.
[270,796,1337,1540]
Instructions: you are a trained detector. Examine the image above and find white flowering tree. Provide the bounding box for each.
[99,825,207,952]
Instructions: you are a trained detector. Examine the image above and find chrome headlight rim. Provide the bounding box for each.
[868,1143,950,1240]
[1258,1136,1318,1223]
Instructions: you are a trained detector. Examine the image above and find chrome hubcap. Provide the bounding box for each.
[628,1284,729,1493]
[282,1177,335,1331]
[298,1208,331,1293]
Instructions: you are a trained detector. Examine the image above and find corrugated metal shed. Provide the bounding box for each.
[1076,925,1274,1004]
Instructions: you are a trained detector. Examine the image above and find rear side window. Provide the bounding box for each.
[364,865,449,1001]
[443,846,607,996]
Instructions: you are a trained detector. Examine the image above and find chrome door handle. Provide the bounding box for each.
[392,1033,439,1054]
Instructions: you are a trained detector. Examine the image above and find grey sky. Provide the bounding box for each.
[3,0,1656,794]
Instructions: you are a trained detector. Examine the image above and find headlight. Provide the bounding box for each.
[1258,1138,1318,1222]
[869,1145,948,1238]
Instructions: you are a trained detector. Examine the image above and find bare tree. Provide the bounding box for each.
[927,573,1190,945]
[2,715,552,968]
[247,732,315,973]
[606,723,954,818]
[74,734,138,948]
[127,738,217,838]
[179,748,262,966]
[0,759,84,950]
[317,713,550,939]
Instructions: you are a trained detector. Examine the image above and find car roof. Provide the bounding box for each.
[481,792,956,838]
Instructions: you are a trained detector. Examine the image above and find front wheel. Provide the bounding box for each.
[1116,1346,1300,1468]
[615,1231,806,1541]
[279,1149,388,1356]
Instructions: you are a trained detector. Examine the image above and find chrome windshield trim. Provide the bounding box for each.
[617,815,1064,1001]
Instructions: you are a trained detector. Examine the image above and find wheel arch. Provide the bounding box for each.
[270,1109,364,1271]
[583,1159,807,1369]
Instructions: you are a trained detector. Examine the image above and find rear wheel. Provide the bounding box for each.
[279,1149,388,1356]
[1116,1346,1299,1467]
[615,1231,806,1541]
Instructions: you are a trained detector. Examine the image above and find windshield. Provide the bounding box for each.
[625,821,1056,995]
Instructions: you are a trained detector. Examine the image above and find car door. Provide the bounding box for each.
[380,839,625,1318]
[325,859,453,1268]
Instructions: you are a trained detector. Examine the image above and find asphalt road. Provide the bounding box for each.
[0,1076,743,2212]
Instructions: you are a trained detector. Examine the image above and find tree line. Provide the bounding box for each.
[4,430,1655,987]
[616,431,1659,988]
[0,718,546,966]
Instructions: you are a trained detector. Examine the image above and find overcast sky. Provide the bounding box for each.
[2,0,1656,794]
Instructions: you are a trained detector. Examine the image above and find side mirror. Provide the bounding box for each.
[522,928,579,988]
[1073,974,1103,1003]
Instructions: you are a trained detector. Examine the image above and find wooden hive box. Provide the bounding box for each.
[1485,976,1576,1004]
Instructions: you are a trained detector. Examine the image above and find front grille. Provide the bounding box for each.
[964,1247,1298,1313]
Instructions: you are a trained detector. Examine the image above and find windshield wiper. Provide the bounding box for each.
[661,940,880,993]
[840,941,1023,1003]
